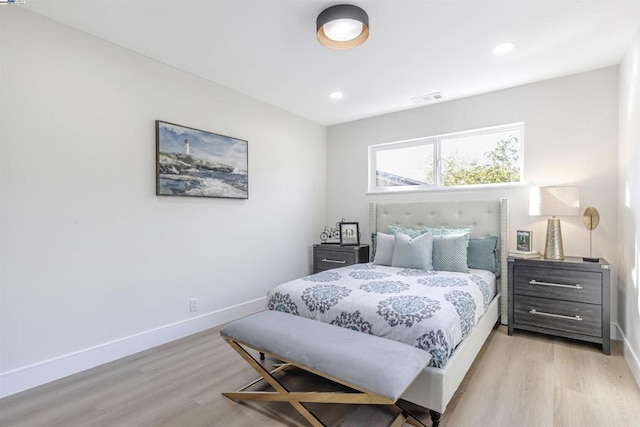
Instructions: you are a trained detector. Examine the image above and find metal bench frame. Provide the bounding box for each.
[222,335,428,427]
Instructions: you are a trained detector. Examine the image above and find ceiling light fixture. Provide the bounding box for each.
[329,91,344,99]
[492,42,514,55]
[317,4,369,50]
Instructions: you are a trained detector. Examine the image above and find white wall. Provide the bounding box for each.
[0,8,326,397]
[327,67,619,324]
[0,2,4,391]
[618,28,640,386]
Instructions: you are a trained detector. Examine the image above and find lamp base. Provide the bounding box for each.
[544,218,564,260]
[583,257,599,263]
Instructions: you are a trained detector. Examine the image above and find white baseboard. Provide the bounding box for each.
[610,321,620,340]
[612,322,640,389]
[0,297,266,399]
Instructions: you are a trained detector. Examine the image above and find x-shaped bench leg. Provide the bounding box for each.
[223,339,326,426]
[222,338,429,427]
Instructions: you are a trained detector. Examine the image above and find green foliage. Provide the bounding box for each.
[441,136,520,186]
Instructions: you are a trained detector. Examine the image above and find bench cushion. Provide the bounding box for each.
[220,310,431,401]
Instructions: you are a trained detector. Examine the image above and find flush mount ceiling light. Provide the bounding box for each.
[492,42,514,55]
[317,4,369,50]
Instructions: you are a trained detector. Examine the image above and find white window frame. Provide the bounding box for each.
[368,123,524,194]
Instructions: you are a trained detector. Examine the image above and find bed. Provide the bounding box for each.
[267,199,508,416]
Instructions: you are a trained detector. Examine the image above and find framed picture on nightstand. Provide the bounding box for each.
[516,230,532,252]
[339,222,360,245]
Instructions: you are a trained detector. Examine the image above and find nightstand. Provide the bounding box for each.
[313,244,370,273]
[508,256,610,354]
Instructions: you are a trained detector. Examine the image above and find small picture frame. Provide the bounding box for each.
[516,230,532,252]
[339,222,360,246]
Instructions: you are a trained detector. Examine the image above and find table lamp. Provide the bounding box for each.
[529,186,580,260]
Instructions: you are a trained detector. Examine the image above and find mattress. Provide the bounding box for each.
[266,263,496,368]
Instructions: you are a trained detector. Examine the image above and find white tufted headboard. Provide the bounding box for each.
[369,198,509,324]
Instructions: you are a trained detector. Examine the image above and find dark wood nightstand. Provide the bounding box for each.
[313,244,370,273]
[508,256,610,354]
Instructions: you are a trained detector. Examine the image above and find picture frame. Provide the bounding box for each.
[339,222,360,246]
[156,120,248,199]
[516,230,532,252]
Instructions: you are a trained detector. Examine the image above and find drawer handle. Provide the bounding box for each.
[321,258,347,264]
[529,309,583,322]
[529,279,582,290]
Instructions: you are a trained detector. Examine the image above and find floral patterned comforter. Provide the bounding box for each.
[266,263,496,368]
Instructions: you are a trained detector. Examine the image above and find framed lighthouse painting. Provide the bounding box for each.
[155,121,248,199]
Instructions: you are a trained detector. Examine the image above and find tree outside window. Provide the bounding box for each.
[369,123,523,192]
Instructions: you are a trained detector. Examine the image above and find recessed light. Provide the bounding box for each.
[411,92,443,103]
[329,91,344,99]
[492,42,514,55]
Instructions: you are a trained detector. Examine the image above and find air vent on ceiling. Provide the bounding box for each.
[411,92,443,103]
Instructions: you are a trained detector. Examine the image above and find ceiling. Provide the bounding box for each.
[21,0,640,125]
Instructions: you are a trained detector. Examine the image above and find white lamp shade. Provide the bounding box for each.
[529,186,580,216]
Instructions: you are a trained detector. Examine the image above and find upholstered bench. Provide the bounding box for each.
[220,310,431,427]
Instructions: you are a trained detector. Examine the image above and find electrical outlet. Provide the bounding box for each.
[189,298,198,313]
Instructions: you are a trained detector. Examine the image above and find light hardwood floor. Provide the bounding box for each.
[1,324,639,427]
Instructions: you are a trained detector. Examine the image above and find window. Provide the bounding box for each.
[369,123,523,193]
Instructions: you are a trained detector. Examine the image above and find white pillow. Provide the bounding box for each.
[391,231,434,271]
[373,232,395,266]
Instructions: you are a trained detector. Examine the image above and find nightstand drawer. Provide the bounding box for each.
[513,265,602,304]
[313,244,370,273]
[315,249,356,270]
[514,295,602,337]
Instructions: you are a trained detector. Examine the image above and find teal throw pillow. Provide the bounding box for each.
[424,226,471,236]
[467,236,499,275]
[391,231,434,271]
[387,225,427,238]
[433,233,470,273]
[371,232,377,260]
[372,232,395,266]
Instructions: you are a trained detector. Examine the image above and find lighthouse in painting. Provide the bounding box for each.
[184,139,190,155]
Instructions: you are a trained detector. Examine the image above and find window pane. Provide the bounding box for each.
[368,123,523,193]
[440,129,521,187]
[376,144,434,187]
